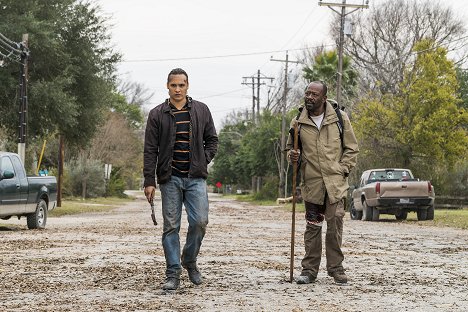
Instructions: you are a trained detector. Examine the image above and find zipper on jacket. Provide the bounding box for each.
[187,110,193,178]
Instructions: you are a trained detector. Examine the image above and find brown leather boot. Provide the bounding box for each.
[328,269,348,284]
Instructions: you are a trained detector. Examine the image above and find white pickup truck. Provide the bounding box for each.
[350,168,435,221]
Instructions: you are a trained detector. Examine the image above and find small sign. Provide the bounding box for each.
[215,181,222,189]
[104,164,112,180]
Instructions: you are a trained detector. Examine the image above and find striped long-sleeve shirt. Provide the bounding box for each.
[170,104,191,177]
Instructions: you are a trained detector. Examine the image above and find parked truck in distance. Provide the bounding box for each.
[0,152,57,229]
[350,168,435,221]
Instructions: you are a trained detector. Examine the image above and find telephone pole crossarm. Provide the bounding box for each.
[318,1,369,9]
[241,70,275,123]
[318,0,369,106]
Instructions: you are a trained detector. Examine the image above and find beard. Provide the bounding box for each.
[305,98,319,112]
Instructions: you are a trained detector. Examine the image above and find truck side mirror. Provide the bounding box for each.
[1,170,15,180]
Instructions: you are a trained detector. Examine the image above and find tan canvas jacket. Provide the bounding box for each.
[286,101,359,205]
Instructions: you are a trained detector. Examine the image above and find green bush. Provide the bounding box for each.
[63,157,105,198]
[107,166,128,198]
[253,176,279,200]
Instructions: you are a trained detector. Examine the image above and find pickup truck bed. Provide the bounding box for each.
[350,169,435,221]
[0,152,57,229]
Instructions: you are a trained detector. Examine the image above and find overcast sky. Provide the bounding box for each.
[96,0,468,129]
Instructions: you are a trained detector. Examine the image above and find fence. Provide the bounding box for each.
[435,196,467,209]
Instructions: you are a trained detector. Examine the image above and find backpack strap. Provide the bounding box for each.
[334,106,344,148]
[330,101,344,149]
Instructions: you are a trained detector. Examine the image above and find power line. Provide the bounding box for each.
[0,37,22,54]
[242,70,274,123]
[0,32,29,65]
[121,44,335,63]
[279,9,316,51]
[211,104,252,114]
[0,32,18,46]
[198,87,250,100]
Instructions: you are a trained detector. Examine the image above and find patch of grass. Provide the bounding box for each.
[431,209,468,230]
[49,197,134,217]
[232,194,278,206]
[400,209,468,230]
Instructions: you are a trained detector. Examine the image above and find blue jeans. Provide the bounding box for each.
[159,176,209,278]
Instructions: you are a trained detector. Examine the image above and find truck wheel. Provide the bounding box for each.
[417,209,428,221]
[362,201,373,221]
[27,199,48,229]
[426,205,435,220]
[395,211,407,220]
[350,202,363,220]
[372,207,380,221]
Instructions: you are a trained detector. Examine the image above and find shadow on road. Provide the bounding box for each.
[0,224,24,231]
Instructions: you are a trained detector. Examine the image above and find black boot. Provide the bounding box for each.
[162,276,180,290]
[186,266,203,285]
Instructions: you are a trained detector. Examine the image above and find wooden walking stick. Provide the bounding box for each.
[289,121,299,283]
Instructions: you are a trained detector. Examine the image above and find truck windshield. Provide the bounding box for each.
[367,170,413,183]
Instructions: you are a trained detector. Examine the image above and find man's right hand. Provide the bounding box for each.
[144,186,155,203]
[289,149,301,163]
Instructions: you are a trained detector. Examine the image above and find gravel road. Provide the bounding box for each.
[0,192,467,312]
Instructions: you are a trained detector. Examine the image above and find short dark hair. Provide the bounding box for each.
[167,68,188,83]
[307,81,328,96]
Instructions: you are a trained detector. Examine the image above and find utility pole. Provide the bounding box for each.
[319,0,369,106]
[242,70,274,193]
[57,135,64,207]
[242,70,274,124]
[241,77,256,122]
[271,51,302,198]
[18,34,29,164]
[0,32,30,163]
[256,70,274,119]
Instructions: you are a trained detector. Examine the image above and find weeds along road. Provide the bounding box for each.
[0,192,467,312]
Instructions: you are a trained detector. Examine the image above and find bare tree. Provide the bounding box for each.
[119,80,154,107]
[89,112,142,168]
[342,0,466,94]
[268,59,307,114]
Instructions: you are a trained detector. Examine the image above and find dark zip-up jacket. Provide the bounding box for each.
[143,97,218,186]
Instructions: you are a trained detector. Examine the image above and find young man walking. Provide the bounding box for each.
[143,68,218,290]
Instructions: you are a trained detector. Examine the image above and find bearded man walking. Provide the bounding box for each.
[287,81,359,284]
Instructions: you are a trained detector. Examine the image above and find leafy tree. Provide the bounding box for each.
[210,122,249,188]
[399,40,467,171]
[303,49,358,107]
[456,68,468,110]
[354,39,467,190]
[245,111,282,178]
[110,93,144,129]
[211,111,283,195]
[0,0,120,149]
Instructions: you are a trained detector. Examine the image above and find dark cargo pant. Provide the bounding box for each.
[300,198,345,278]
